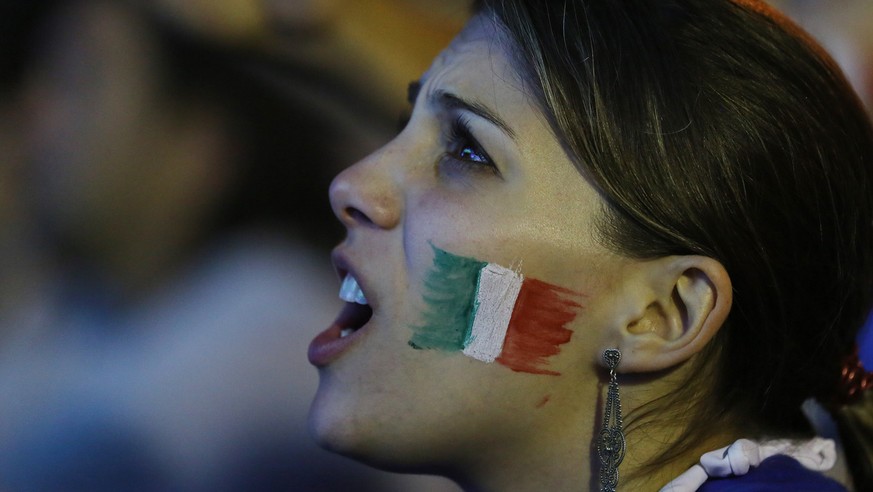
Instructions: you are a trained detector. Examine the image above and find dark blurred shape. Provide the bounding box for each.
[0,0,461,490]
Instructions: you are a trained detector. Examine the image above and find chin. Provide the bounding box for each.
[307,381,358,451]
[307,385,452,475]
[307,384,386,463]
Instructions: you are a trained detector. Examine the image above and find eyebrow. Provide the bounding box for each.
[407,80,517,141]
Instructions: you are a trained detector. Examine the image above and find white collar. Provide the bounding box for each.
[659,437,837,492]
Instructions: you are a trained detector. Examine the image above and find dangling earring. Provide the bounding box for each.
[598,348,625,492]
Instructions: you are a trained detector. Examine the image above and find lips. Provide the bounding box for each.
[308,272,374,367]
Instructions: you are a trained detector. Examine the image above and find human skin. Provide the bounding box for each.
[309,13,733,491]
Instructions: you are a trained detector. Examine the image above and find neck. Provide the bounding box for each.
[454,414,595,491]
[449,374,741,492]
[621,427,738,491]
[615,376,743,491]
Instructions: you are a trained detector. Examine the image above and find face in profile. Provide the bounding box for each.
[308,13,638,473]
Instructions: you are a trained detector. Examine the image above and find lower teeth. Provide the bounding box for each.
[340,328,355,338]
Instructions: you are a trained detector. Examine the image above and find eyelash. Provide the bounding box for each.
[442,115,500,176]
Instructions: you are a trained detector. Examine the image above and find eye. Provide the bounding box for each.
[443,115,500,175]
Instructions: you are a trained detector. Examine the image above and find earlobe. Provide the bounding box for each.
[608,256,732,373]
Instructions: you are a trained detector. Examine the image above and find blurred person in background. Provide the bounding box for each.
[0,0,463,490]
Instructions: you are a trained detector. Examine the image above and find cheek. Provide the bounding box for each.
[399,185,607,373]
[405,244,584,376]
[407,185,508,243]
[495,277,581,375]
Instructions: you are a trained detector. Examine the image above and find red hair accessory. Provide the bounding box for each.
[835,345,873,407]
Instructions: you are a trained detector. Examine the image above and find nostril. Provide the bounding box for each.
[344,206,374,226]
[330,166,401,229]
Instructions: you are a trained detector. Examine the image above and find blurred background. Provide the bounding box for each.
[0,0,869,491]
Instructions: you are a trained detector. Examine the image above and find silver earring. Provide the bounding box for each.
[598,348,625,492]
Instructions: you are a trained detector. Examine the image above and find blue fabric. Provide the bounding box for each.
[859,311,873,368]
[698,455,846,491]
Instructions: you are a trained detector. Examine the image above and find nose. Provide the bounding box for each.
[329,154,402,230]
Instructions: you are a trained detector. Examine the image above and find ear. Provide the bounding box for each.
[603,255,732,373]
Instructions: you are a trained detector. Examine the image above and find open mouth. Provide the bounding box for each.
[337,273,373,338]
[308,271,375,367]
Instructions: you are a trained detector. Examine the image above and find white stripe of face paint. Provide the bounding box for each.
[463,263,524,363]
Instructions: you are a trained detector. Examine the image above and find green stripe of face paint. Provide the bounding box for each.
[409,245,486,351]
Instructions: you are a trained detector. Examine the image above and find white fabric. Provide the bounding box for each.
[659,437,837,492]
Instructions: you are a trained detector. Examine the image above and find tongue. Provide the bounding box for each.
[344,302,373,331]
[331,302,373,337]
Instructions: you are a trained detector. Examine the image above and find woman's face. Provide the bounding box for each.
[309,14,636,471]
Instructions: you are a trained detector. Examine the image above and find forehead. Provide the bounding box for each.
[420,14,535,117]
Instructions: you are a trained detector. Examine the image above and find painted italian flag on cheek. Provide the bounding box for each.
[409,245,582,376]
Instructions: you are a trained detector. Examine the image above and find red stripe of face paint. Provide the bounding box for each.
[496,278,581,375]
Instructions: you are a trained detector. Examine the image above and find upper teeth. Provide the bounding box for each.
[339,274,369,305]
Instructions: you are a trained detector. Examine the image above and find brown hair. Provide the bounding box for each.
[476,0,873,487]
